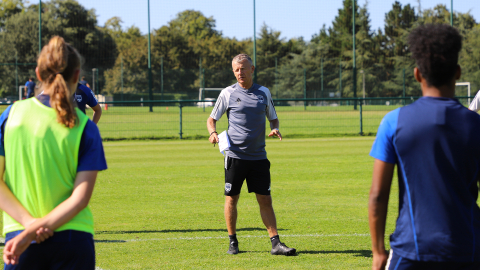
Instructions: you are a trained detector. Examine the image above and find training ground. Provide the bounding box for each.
[1,137,400,269]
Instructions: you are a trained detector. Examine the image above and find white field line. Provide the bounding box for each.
[108,233,370,243]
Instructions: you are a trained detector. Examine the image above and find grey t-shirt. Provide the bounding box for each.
[210,83,278,160]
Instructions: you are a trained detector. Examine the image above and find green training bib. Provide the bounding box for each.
[3,98,93,236]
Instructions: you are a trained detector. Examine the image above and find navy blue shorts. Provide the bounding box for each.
[4,230,95,270]
[387,250,480,270]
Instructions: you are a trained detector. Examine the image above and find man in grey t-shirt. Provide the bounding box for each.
[207,54,296,256]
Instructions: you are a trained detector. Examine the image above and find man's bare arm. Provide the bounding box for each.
[369,159,395,270]
[207,117,219,144]
[90,104,102,124]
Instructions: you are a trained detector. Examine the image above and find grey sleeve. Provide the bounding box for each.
[210,89,229,120]
[264,88,278,121]
[469,90,480,112]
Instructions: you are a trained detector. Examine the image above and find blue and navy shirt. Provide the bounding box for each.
[370,97,480,262]
[25,81,36,96]
[0,95,107,172]
[74,84,98,114]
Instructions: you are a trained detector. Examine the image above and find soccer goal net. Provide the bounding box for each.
[455,82,471,104]
[198,88,223,100]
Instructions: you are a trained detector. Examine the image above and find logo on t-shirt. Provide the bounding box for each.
[236,98,241,104]
[91,90,98,102]
[258,95,264,103]
[75,94,82,102]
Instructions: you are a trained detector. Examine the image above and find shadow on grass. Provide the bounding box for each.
[298,250,372,257]
[95,227,286,235]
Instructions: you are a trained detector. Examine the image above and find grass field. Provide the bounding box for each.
[1,137,400,269]
[87,105,398,140]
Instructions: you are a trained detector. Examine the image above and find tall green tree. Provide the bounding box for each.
[382,1,418,97]
[0,0,117,96]
[0,0,23,30]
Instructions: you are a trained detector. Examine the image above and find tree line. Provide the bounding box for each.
[0,0,479,100]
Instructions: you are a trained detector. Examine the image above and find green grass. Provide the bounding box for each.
[1,137,400,269]
[88,105,396,140]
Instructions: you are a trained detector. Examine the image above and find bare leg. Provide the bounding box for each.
[225,195,240,235]
[256,194,278,237]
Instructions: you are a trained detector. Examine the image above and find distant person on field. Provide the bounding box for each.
[79,76,90,89]
[24,77,36,99]
[77,76,102,123]
[369,24,480,270]
[207,54,296,256]
[0,36,107,269]
[39,77,102,123]
[74,83,102,124]
[39,83,102,124]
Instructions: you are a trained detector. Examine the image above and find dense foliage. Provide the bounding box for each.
[0,0,478,99]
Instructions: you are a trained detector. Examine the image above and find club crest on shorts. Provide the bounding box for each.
[258,95,265,103]
[225,183,232,192]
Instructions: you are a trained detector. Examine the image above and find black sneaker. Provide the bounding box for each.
[227,241,239,255]
[271,242,296,256]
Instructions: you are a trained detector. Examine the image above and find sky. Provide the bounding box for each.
[76,0,479,41]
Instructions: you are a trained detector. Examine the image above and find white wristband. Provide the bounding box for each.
[272,128,279,131]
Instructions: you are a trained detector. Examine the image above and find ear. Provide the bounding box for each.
[251,64,255,74]
[72,69,80,84]
[413,67,422,83]
[35,67,43,82]
[455,65,461,80]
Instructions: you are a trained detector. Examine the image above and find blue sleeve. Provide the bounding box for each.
[0,105,13,156]
[86,88,98,108]
[77,120,107,172]
[369,108,399,164]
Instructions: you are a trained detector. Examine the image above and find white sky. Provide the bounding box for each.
[75,0,478,41]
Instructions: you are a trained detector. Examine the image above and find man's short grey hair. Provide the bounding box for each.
[232,54,253,66]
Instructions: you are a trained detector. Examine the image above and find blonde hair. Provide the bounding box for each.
[37,36,80,128]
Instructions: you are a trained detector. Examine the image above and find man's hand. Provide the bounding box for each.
[372,250,388,270]
[268,129,282,141]
[209,132,219,144]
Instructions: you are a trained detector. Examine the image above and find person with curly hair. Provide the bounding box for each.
[369,24,480,270]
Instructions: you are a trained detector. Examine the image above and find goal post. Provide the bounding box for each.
[455,82,471,104]
[198,88,223,100]
[19,86,25,101]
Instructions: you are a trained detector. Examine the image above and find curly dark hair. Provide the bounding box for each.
[408,24,462,88]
